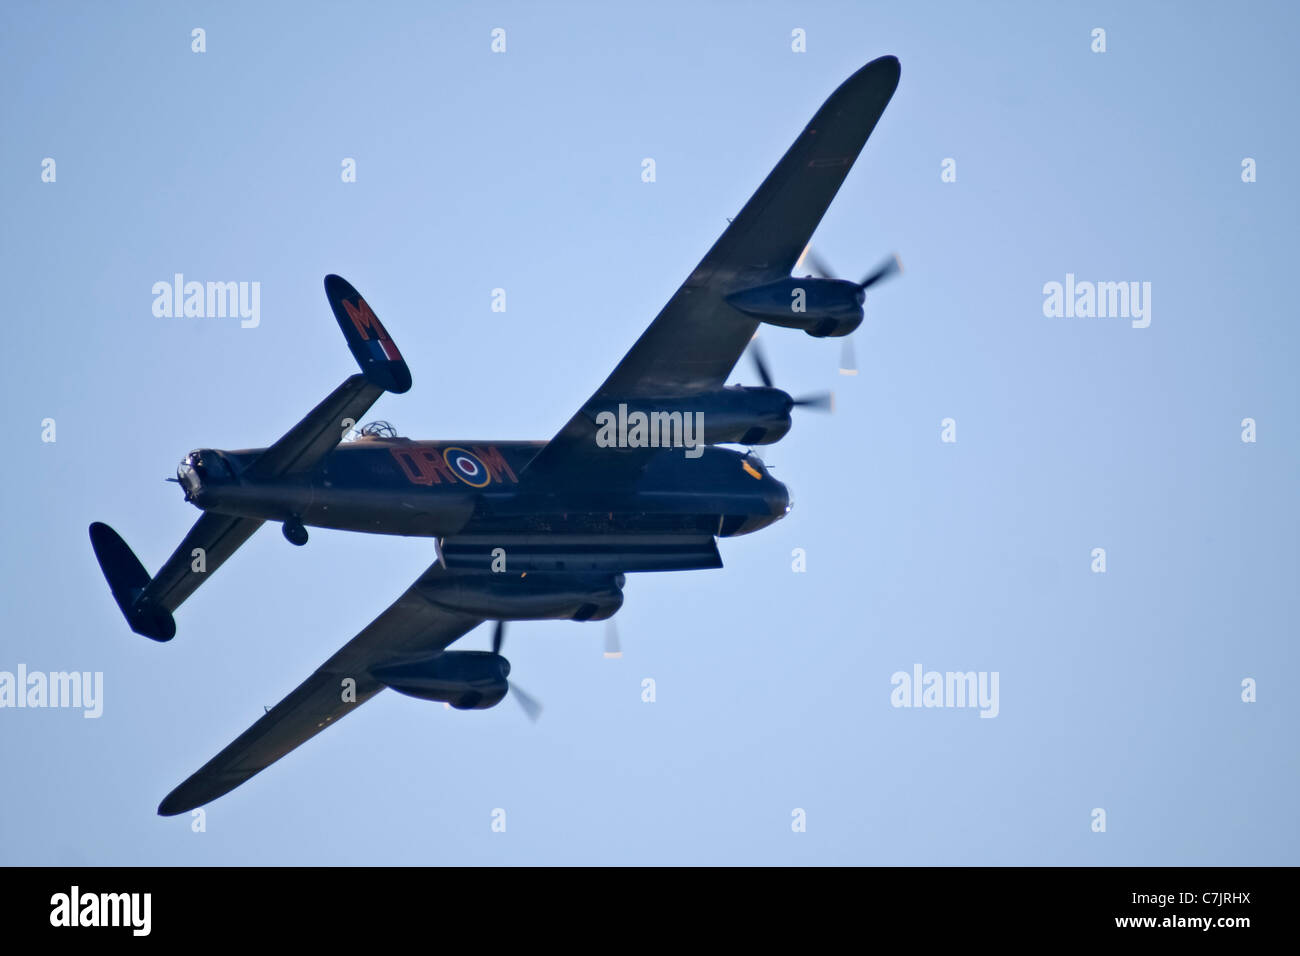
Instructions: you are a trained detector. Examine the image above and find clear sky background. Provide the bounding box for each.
[2,1,1296,865]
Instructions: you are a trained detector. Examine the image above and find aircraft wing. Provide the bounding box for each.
[522,56,900,482]
[157,562,481,815]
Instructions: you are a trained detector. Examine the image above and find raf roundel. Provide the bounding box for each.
[442,447,492,487]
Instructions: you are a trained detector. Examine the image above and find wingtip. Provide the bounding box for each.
[857,54,901,89]
[157,781,211,817]
[825,56,900,116]
[158,764,263,817]
[157,787,192,817]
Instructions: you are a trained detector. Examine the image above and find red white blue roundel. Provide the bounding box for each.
[443,447,491,487]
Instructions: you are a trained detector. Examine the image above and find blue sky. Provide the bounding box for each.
[2,0,1297,864]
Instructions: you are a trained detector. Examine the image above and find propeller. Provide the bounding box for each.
[855,254,903,291]
[747,334,834,412]
[604,620,622,659]
[795,247,902,375]
[508,681,544,722]
[798,248,902,292]
[839,339,858,377]
[490,621,543,721]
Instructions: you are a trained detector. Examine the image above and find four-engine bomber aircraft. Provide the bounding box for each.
[90,56,902,814]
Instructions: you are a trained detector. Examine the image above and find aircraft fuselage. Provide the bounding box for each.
[178,438,791,541]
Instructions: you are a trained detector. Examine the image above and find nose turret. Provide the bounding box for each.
[177,452,203,501]
[176,449,236,503]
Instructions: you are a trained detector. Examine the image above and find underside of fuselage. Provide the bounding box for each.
[178,436,791,549]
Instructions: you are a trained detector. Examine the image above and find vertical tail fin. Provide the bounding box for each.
[89,522,177,641]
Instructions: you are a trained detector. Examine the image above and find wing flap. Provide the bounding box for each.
[439,533,722,573]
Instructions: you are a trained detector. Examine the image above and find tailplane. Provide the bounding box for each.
[92,275,410,640]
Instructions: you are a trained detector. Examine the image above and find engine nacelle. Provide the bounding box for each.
[725,277,864,337]
[371,651,509,710]
[416,570,624,622]
[585,386,793,447]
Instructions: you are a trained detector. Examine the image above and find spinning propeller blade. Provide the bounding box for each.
[491,620,543,720]
[796,245,900,377]
[792,392,833,411]
[857,253,903,290]
[800,245,902,292]
[839,339,858,376]
[510,682,543,722]
[797,245,838,280]
[746,337,833,413]
[749,335,776,389]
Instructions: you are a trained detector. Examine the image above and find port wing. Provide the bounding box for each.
[158,563,481,815]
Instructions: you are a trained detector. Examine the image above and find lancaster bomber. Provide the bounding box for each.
[90,55,903,815]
